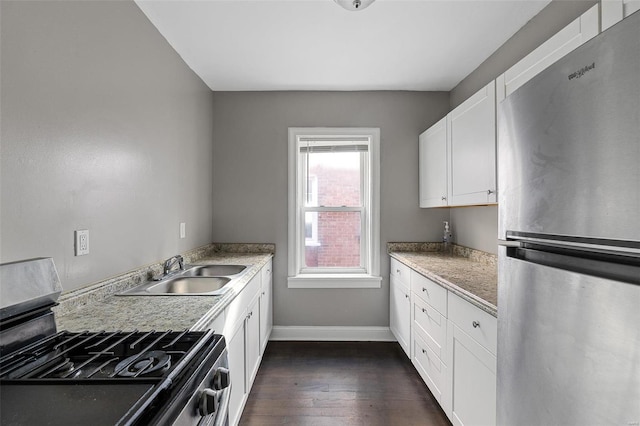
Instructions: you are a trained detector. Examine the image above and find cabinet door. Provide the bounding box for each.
[496,5,599,101]
[227,315,246,426]
[419,117,448,207]
[390,275,411,357]
[601,0,640,30]
[448,81,497,206]
[445,322,496,426]
[246,293,261,391]
[259,259,273,354]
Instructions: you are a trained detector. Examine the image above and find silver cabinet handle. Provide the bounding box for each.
[441,196,447,201]
[396,269,401,274]
[487,189,495,195]
[422,348,427,354]
[422,308,427,313]
[405,294,409,299]
[472,321,480,328]
[422,288,428,294]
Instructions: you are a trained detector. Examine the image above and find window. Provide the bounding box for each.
[288,128,381,288]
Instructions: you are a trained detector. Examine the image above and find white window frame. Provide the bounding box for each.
[287,127,381,289]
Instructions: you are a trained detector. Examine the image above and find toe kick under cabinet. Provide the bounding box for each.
[390,257,497,426]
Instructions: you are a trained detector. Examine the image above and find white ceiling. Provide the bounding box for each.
[135,0,551,91]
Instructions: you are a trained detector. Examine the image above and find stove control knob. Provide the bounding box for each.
[212,367,230,390]
[199,388,221,417]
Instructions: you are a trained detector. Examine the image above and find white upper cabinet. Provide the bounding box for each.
[601,0,640,30]
[419,82,497,209]
[447,81,497,206]
[496,5,599,102]
[419,117,448,208]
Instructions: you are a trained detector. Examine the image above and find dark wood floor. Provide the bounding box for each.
[239,341,451,426]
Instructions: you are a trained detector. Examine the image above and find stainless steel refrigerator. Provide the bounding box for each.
[497,10,640,426]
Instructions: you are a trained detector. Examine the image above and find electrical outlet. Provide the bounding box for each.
[75,230,89,256]
[180,222,186,239]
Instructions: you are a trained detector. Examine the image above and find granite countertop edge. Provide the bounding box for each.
[389,247,497,318]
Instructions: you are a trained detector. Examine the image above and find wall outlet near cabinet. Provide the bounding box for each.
[75,229,89,256]
[180,222,186,239]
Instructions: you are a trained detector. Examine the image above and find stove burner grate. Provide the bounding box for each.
[115,351,171,377]
[0,329,204,381]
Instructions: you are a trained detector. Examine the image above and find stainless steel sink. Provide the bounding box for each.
[147,276,231,294]
[120,276,232,296]
[117,263,252,296]
[179,264,247,277]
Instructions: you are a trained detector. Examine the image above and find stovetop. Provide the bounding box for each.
[0,329,226,426]
[0,329,215,382]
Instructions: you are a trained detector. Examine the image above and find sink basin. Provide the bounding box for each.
[117,263,252,296]
[119,276,232,296]
[146,277,231,294]
[180,264,247,277]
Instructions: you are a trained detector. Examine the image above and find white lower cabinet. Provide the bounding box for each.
[259,259,273,354]
[390,275,411,356]
[245,293,261,388]
[444,322,497,426]
[390,257,497,426]
[222,260,273,426]
[227,314,247,426]
[413,329,447,404]
[442,292,497,426]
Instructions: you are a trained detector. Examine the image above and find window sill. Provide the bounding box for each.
[288,274,382,289]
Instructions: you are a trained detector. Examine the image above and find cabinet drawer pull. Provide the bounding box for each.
[396,269,401,274]
[422,287,428,294]
[441,196,447,201]
[422,348,427,354]
[487,189,495,195]
[472,321,480,328]
[422,308,427,313]
[405,294,409,299]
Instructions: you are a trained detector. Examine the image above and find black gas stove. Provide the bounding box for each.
[0,258,230,426]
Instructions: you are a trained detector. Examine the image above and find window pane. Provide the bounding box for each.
[306,152,360,207]
[304,211,361,268]
[305,211,317,243]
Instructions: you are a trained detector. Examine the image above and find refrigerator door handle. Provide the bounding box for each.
[497,239,522,248]
[504,233,640,257]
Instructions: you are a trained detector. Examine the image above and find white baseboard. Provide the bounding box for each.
[270,326,395,342]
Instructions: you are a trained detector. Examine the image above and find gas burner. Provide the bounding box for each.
[115,350,171,377]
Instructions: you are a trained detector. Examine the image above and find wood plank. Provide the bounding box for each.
[239,341,450,426]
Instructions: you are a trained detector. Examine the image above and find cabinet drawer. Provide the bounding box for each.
[412,296,446,358]
[411,270,447,316]
[413,331,445,402]
[448,292,497,355]
[390,258,411,286]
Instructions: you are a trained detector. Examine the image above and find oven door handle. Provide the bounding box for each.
[211,385,231,426]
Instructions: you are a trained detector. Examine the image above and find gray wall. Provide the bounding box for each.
[446,0,597,255]
[0,1,216,292]
[211,92,450,327]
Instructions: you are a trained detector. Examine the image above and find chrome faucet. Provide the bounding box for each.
[163,255,184,276]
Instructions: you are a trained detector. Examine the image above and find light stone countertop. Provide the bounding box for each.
[389,245,497,317]
[55,252,272,333]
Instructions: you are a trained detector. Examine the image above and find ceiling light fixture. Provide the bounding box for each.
[334,0,375,12]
